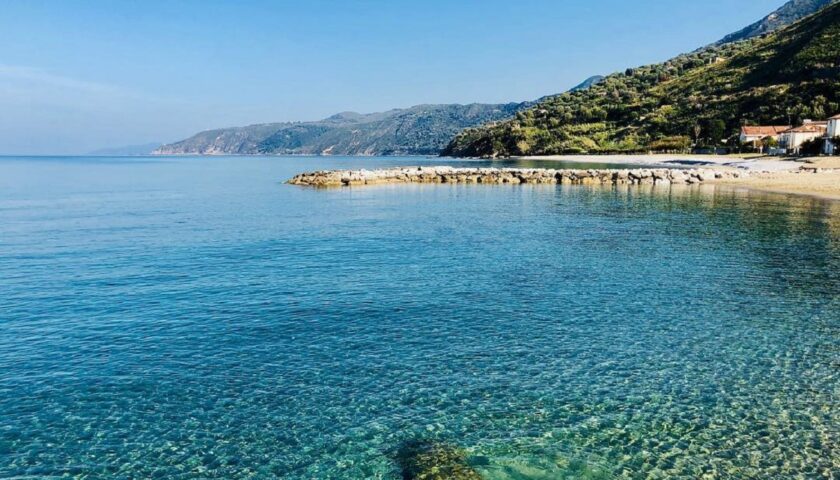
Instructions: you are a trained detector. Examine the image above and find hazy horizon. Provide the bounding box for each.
[1,0,784,154]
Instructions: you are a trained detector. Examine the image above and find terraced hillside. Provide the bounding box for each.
[443,2,840,157]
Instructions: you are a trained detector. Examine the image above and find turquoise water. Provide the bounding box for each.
[1,156,838,479]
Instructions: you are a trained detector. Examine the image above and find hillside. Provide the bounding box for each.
[154,103,528,156]
[443,2,840,157]
[569,76,605,92]
[717,0,836,44]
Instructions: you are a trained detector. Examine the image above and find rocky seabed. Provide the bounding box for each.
[287,166,747,187]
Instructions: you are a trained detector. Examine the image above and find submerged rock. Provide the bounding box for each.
[395,440,482,480]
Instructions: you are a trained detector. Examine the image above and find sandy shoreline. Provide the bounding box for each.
[513,155,840,200]
[716,170,840,201]
[512,154,824,172]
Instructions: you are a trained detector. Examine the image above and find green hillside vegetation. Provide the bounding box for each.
[443,2,840,157]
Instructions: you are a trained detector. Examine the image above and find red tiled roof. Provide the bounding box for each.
[784,124,828,133]
[740,126,790,136]
[830,114,840,120]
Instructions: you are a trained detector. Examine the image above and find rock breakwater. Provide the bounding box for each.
[287,166,747,187]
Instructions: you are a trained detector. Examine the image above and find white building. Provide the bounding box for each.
[779,120,828,154]
[824,114,839,155]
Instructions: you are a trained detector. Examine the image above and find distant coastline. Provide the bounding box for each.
[152,103,530,157]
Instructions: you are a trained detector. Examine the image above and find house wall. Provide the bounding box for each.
[780,131,823,153]
[779,133,792,149]
[789,131,822,148]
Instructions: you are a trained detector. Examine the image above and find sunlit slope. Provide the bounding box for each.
[443,2,840,157]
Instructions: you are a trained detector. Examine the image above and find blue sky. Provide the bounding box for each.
[0,0,784,154]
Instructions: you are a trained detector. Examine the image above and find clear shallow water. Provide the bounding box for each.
[1,156,838,479]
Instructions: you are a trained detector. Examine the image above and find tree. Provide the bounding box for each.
[704,119,726,146]
[693,124,702,146]
[650,136,691,152]
[761,136,778,153]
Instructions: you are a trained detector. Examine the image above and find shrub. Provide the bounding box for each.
[650,136,692,152]
[799,138,824,155]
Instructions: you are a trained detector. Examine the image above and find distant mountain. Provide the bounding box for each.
[443,1,840,157]
[89,142,162,156]
[717,0,836,44]
[569,76,605,92]
[154,103,529,156]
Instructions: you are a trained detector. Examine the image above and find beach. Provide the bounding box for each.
[514,153,826,171]
[513,155,840,200]
[717,170,840,200]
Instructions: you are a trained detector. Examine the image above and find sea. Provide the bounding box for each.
[1,155,837,479]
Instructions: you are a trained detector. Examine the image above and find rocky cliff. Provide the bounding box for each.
[717,0,836,44]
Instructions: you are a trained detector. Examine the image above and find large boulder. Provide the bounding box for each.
[395,440,482,480]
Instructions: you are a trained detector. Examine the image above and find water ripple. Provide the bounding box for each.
[0,156,838,479]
